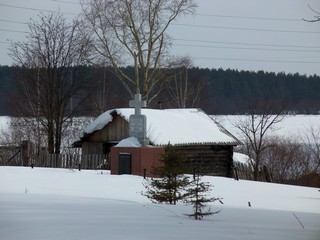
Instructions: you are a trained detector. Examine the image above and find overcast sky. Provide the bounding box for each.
[0,0,320,75]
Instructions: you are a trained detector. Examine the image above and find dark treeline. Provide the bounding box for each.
[0,66,19,115]
[195,68,320,115]
[0,66,319,116]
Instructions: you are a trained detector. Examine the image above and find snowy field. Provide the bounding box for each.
[214,114,320,140]
[0,116,10,134]
[0,167,319,240]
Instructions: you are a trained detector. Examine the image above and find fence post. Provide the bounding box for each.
[263,165,272,183]
[234,166,239,181]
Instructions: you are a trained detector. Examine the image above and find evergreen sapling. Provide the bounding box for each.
[185,174,222,220]
[143,144,190,204]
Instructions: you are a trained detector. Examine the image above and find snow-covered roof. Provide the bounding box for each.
[114,137,142,148]
[83,108,241,146]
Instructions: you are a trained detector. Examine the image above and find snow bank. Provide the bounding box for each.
[0,167,319,240]
[0,166,318,214]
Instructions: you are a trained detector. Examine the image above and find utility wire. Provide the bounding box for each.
[173,23,320,34]
[0,3,78,15]
[52,0,79,5]
[1,18,318,36]
[54,0,303,22]
[0,3,316,34]
[196,13,301,22]
[0,2,319,66]
[172,38,320,49]
[0,19,27,25]
[173,43,320,53]
[0,3,308,24]
[192,56,320,64]
[0,28,27,34]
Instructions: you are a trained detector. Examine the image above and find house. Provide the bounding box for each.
[73,108,241,177]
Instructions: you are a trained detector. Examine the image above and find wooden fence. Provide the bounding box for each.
[233,162,273,182]
[32,153,108,170]
[2,146,272,180]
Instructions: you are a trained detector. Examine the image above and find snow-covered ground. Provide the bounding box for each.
[0,167,319,240]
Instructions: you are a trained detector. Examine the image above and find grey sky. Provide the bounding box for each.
[0,0,319,75]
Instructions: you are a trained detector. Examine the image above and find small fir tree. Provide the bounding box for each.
[143,144,190,205]
[185,174,221,220]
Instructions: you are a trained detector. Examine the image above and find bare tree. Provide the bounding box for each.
[9,12,90,154]
[261,136,309,183]
[304,124,320,173]
[166,56,205,108]
[90,66,112,115]
[81,0,197,104]
[303,5,320,22]
[231,101,286,181]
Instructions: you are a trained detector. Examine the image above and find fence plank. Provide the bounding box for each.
[233,162,270,182]
[31,153,107,170]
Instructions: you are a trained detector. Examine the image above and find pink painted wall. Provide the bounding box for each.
[110,146,165,177]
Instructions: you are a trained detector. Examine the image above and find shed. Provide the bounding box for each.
[74,108,241,177]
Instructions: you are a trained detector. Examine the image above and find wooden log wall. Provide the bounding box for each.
[175,145,234,177]
[88,115,128,143]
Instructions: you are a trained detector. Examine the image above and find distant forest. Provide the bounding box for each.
[0,66,319,116]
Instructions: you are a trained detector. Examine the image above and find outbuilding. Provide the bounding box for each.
[74,108,241,177]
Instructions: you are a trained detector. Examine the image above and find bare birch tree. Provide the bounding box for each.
[9,12,90,154]
[166,56,205,108]
[81,0,197,104]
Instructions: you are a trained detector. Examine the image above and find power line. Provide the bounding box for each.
[179,36,319,49]
[173,23,320,34]
[49,0,307,23]
[173,43,320,53]
[192,56,320,64]
[0,2,318,66]
[0,28,27,34]
[172,38,320,49]
[0,2,307,24]
[2,29,319,54]
[0,41,10,45]
[0,3,316,35]
[0,19,27,25]
[196,13,300,22]
[0,3,78,15]
[52,0,303,22]
[52,0,80,5]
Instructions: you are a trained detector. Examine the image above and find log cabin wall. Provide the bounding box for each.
[88,116,129,143]
[83,116,129,155]
[175,145,234,177]
[82,142,104,154]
